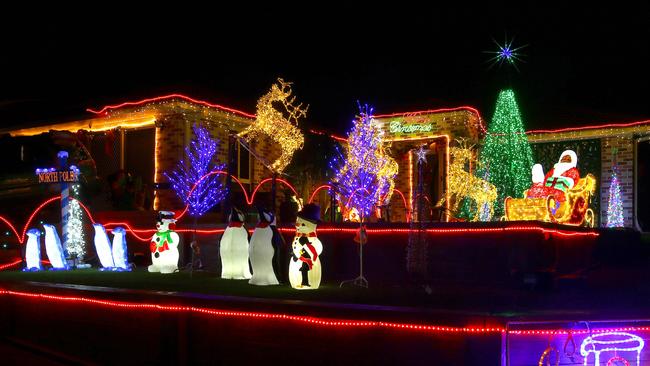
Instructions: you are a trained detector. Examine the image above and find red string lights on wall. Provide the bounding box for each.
[86,94,256,119]
[0,179,599,251]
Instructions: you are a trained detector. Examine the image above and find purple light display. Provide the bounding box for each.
[329,103,397,219]
[505,320,648,366]
[164,123,228,217]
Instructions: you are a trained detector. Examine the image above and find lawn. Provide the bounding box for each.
[0,268,425,308]
[3,265,649,318]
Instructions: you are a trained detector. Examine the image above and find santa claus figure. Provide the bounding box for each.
[527,150,580,204]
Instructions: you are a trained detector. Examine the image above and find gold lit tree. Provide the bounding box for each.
[238,78,307,174]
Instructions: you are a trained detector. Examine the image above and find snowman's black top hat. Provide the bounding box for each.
[297,203,321,224]
[157,211,176,223]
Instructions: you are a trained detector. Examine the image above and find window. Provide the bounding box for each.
[637,139,650,231]
[237,144,251,183]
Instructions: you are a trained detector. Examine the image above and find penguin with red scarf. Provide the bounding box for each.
[220,207,252,280]
[148,211,180,274]
[248,207,282,286]
[289,204,323,290]
[527,150,581,212]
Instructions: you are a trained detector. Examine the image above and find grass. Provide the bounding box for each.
[5,267,643,316]
[641,232,650,245]
[0,269,424,308]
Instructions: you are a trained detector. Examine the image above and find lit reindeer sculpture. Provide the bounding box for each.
[238,78,308,174]
[439,140,497,221]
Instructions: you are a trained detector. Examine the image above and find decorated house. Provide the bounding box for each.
[372,106,650,229]
[0,95,275,216]
[526,121,650,230]
[1,93,649,231]
[371,107,483,222]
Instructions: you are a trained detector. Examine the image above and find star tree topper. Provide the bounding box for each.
[485,35,527,72]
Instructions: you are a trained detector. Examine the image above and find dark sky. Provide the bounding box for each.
[1,5,649,134]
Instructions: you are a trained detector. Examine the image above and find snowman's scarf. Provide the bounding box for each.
[294,235,318,269]
[151,230,174,253]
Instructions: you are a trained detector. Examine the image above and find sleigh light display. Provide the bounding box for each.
[504,173,597,227]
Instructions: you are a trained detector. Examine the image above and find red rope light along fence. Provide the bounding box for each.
[1,288,647,337]
[0,170,599,271]
[0,288,501,335]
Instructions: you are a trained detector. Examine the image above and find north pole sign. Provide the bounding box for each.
[34,151,86,267]
[36,168,79,184]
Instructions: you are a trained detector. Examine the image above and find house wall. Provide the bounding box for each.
[375,110,482,222]
[601,137,635,227]
[93,100,256,212]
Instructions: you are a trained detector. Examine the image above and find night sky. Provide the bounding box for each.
[1,5,649,134]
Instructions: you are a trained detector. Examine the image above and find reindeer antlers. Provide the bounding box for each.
[453,137,475,151]
[276,78,309,125]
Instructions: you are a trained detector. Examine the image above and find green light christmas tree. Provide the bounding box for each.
[477,89,534,218]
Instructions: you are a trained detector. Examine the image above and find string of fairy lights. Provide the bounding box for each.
[164,124,228,217]
[67,183,86,261]
[330,104,398,219]
[477,89,534,219]
[11,62,648,228]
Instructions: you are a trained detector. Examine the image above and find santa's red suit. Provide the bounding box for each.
[527,150,580,202]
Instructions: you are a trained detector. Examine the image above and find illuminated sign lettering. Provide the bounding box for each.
[35,169,79,184]
[389,121,433,134]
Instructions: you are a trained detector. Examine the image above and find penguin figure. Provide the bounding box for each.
[23,228,42,271]
[220,207,251,279]
[248,207,281,286]
[111,226,130,271]
[43,224,69,270]
[93,223,115,270]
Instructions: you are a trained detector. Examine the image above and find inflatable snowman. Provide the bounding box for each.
[23,228,42,271]
[248,207,282,286]
[148,211,180,274]
[220,207,251,280]
[289,204,323,290]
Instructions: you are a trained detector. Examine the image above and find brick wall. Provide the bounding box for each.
[154,113,187,210]
[149,103,255,212]
[601,137,635,227]
[375,110,481,222]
